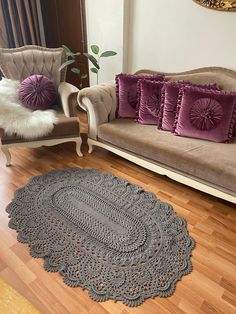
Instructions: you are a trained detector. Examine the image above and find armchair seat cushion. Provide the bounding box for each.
[0,112,80,144]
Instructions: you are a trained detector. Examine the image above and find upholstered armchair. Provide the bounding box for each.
[0,45,83,166]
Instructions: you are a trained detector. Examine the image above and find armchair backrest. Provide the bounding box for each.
[0,45,67,87]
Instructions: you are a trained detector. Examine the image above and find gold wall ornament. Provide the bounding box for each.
[193,0,236,11]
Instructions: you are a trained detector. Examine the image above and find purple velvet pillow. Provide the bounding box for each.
[19,75,57,110]
[159,81,219,132]
[115,73,164,118]
[137,79,165,125]
[174,86,236,143]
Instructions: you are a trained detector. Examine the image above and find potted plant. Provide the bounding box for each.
[59,45,117,86]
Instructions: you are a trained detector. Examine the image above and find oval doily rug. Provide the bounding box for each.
[6,168,195,307]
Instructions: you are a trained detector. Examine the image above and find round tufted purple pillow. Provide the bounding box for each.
[19,75,57,110]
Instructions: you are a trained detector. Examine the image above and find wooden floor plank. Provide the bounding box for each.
[0,111,235,313]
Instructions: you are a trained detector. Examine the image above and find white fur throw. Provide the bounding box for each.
[0,78,58,139]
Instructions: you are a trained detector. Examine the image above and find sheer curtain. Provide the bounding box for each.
[0,0,45,48]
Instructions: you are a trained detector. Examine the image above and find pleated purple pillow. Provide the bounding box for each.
[19,75,57,110]
[159,81,219,132]
[174,86,236,143]
[115,73,164,118]
[137,79,165,125]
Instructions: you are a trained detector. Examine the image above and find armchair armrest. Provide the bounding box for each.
[58,82,79,117]
[78,81,116,140]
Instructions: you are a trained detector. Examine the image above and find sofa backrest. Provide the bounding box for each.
[136,67,236,91]
[135,67,236,136]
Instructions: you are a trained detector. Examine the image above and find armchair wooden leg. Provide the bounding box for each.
[75,137,83,157]
[1,147,11,166]
[88,141,94,154]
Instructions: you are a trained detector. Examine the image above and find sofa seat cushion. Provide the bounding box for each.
[0,112,80,144]
[98,119,236,194]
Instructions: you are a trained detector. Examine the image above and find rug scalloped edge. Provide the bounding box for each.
[5,167,196,307]
[8,219,195,306]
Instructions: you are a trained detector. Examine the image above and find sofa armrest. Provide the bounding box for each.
[58,82,79,117]
[78,81,116,139]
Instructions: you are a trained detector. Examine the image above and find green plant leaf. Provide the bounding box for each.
[59,59,75,71]
[84,53,100,69]
[90,67,98,74]
[70,52,80,57]
[91,45,99,54]
[100,51,117,57]
[71,67,80,74]
[81,74,88,79]
[62,45,80,59]
[62,45,72,54]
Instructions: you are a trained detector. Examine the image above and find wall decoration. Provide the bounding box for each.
[193,0,236,11]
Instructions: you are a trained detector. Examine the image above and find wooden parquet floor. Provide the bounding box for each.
[0,112,236,314]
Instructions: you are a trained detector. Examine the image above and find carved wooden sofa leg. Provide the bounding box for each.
[88,139,94,154]
[1,147,11,166]
[75,137,83,157]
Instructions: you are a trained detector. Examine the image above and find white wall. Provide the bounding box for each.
[85,0,236,83]
[128,0,236,73]
[85,0,127,85]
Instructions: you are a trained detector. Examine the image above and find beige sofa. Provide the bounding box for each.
[78,67,236,204]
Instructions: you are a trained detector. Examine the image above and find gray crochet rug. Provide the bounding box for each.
[6,168,195,307]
